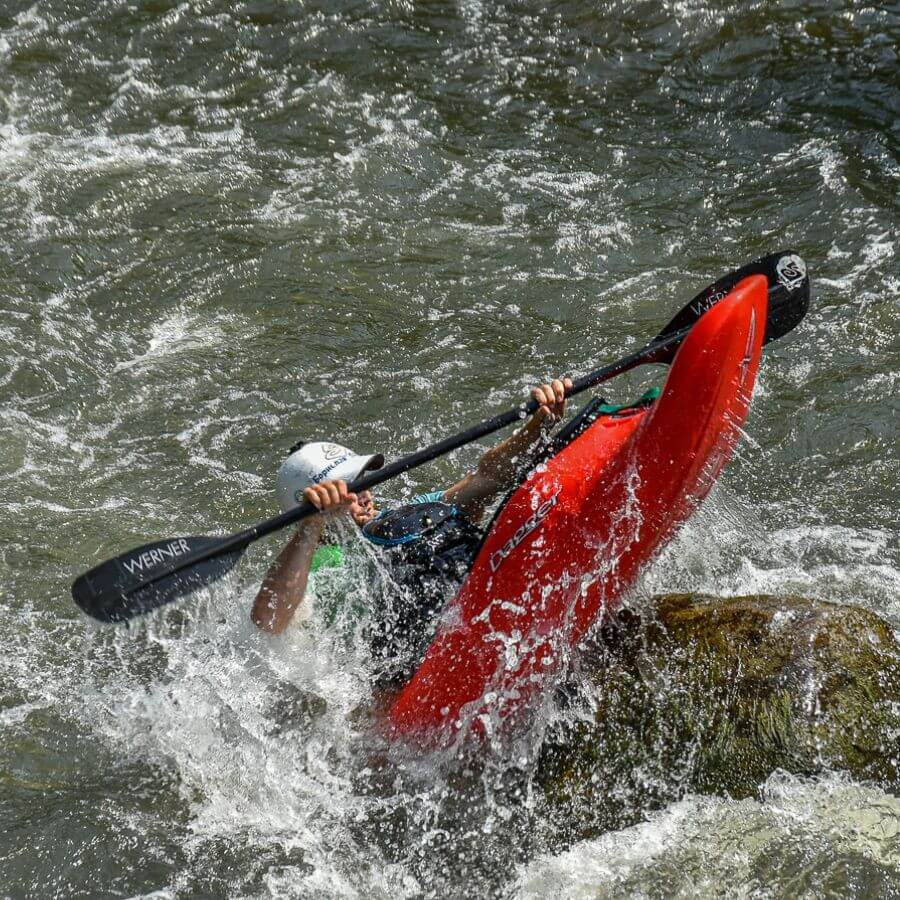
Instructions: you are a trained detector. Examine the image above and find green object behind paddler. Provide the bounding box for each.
[311,544,344,573]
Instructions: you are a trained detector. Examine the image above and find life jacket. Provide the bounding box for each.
[363,501,481,578]
[361,501,482,681]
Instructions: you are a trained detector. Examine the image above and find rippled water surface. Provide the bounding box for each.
[1,1,898,897]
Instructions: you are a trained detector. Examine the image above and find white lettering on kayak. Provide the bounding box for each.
[122,538,192,576]
[489,490,560,573]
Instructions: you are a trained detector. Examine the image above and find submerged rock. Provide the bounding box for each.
[538,594,900,838]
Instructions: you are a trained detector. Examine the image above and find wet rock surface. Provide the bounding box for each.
[538,594,900,839]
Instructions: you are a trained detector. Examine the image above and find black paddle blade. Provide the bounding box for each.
[657,250,811,353]
[72,536,244,624]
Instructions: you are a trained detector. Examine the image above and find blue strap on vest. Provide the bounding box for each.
[362,501,470,550]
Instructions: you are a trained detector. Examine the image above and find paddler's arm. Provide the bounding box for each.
[251,480,359,635]
[444,377,572,521]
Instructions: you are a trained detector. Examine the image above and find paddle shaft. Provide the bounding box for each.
[133,326,682,590]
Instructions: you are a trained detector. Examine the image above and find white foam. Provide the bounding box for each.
[516,772,900,897]
[636,486,900,622]
[112,313,223,373]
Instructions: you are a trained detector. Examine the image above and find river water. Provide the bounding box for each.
[1,1,898,897]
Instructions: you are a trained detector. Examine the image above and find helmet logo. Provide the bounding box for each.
[311,454,352,483]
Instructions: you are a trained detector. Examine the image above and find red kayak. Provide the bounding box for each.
[388,274,768,742]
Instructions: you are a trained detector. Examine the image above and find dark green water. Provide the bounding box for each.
[1,1,897,896]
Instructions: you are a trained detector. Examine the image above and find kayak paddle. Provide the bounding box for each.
[72,250,810,624]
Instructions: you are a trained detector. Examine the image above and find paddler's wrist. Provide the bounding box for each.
[524,413,547,438]
[294,515,325,539]
[516,413,550,453]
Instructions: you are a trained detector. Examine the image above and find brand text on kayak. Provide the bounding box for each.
[489,490,561,572]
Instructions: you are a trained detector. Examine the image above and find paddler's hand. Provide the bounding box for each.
[303,480,378,527]
[446,376,573,520]
[530,377,572,428]
[349,489,378,526]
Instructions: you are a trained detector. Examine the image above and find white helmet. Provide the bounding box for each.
[276,441,384,513]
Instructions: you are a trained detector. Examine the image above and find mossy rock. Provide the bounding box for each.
[537,594,900,838]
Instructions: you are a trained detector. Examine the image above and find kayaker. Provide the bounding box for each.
[251,378,572,677]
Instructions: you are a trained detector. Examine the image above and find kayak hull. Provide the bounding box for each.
[388,275,769,742]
